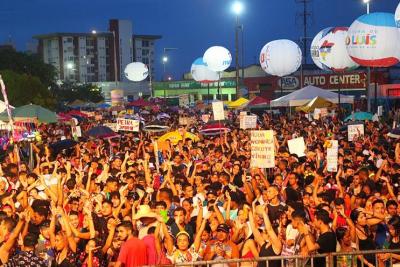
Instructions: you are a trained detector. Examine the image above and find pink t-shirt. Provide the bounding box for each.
[118,237,147,266]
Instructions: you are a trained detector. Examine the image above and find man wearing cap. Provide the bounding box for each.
[203,223,239,266]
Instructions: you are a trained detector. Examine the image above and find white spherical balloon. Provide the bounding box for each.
[310,28,333,70]
[318,27,359,72]
[191,57,219,82]
[259,40,302,77]
[124,62,149,82]
[203,46,232,72]
[346,12,400,67]
[396,2,400,28]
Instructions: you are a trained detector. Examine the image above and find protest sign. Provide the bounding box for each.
[326,140,338,172]
[116,119,140,132]
[288,137,306,157]
[179,94,190,107]
[348,124,364,141]
[71,125,82,138]
[250,130,275,168]
[212,101,225,121]
[240,115,257,129]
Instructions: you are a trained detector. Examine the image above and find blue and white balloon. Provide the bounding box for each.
[191,57,219,82]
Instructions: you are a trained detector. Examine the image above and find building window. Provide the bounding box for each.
[142,49,149,56]
[143,58,149,64]
[142,40,149,47]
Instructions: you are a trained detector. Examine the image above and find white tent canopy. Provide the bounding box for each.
[270,85,354,107]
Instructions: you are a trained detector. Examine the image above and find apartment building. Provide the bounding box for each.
[34,19,161,83]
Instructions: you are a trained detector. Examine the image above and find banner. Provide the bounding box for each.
[288,137,306,157]
[212,101,225,121]
[326,140,338,172]
[179,94,190,107]
[250,130,275,168]
[116,119,140,132]
[348,124,364,141]
[240,115,257,129]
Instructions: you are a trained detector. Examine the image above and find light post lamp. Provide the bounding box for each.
[232,1,243,100]
[66,62,74,81]
[363,0,372,112]
[162,47,178,99]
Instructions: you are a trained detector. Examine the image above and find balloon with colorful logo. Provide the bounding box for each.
[396,2,400,28]
[259,39,302,77]
[318,27,359,72]
[203,46,232,72]
[310,27,333,71]
[346,12,400,67]
[191,57,219,83]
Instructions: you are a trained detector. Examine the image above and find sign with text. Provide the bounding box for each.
[71,125,82,138]
[212,101,225,121]
[179,94,190,107]
[327,140,339,172]
[116,119,140,132]
[250,130,275,168]
[348,124,364,141]
[288,137,306,157]
[240,115,257,129]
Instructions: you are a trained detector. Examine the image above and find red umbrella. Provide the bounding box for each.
[127,98,154,107]
[247,96,269,107]
[200,122,230,136]
[68,110,89,118]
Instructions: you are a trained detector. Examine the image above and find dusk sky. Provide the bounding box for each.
[1,0,398,81]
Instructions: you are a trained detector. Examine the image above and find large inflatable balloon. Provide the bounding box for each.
[318,27,359,72]
[310,28,332,70]
[203,46,232,72]
[259,39,302,77]
[124,62,149,82]
[396,2,400,28]
[191,57,219,82]
[346,12,400,67]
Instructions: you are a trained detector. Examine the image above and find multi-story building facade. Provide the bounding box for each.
[34,19,161,83]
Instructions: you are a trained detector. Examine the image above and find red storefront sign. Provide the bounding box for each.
[244,71,389,94]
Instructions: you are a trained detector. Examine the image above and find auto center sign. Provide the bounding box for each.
[303,73,366,88]
[277,72,368,90]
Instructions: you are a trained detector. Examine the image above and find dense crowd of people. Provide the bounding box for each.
[0,106,400,267]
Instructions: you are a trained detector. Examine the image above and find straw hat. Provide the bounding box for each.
[132,205,158,220]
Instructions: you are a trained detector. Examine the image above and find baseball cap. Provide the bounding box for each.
[216,223,230,233]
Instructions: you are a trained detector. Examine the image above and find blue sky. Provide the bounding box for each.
[0,0,398,80]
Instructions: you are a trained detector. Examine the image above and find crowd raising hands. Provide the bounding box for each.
[0,108,399,267]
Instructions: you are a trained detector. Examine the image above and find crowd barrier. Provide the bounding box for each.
[168,249,400,267]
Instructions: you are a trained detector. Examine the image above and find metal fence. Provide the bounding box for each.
[172,249,400,267]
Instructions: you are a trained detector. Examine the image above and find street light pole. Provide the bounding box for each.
[364,0,371,112]
[232,1,243,100]
[235,15,239,100]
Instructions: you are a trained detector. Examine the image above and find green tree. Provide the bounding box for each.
[0,70,56,109]
[0,47,57,87]
[51,82,104,103]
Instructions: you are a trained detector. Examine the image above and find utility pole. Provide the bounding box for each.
[296,0,312,87]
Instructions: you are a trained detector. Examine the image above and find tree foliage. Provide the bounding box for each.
[51,82,104,104]
[0,70,56,109]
